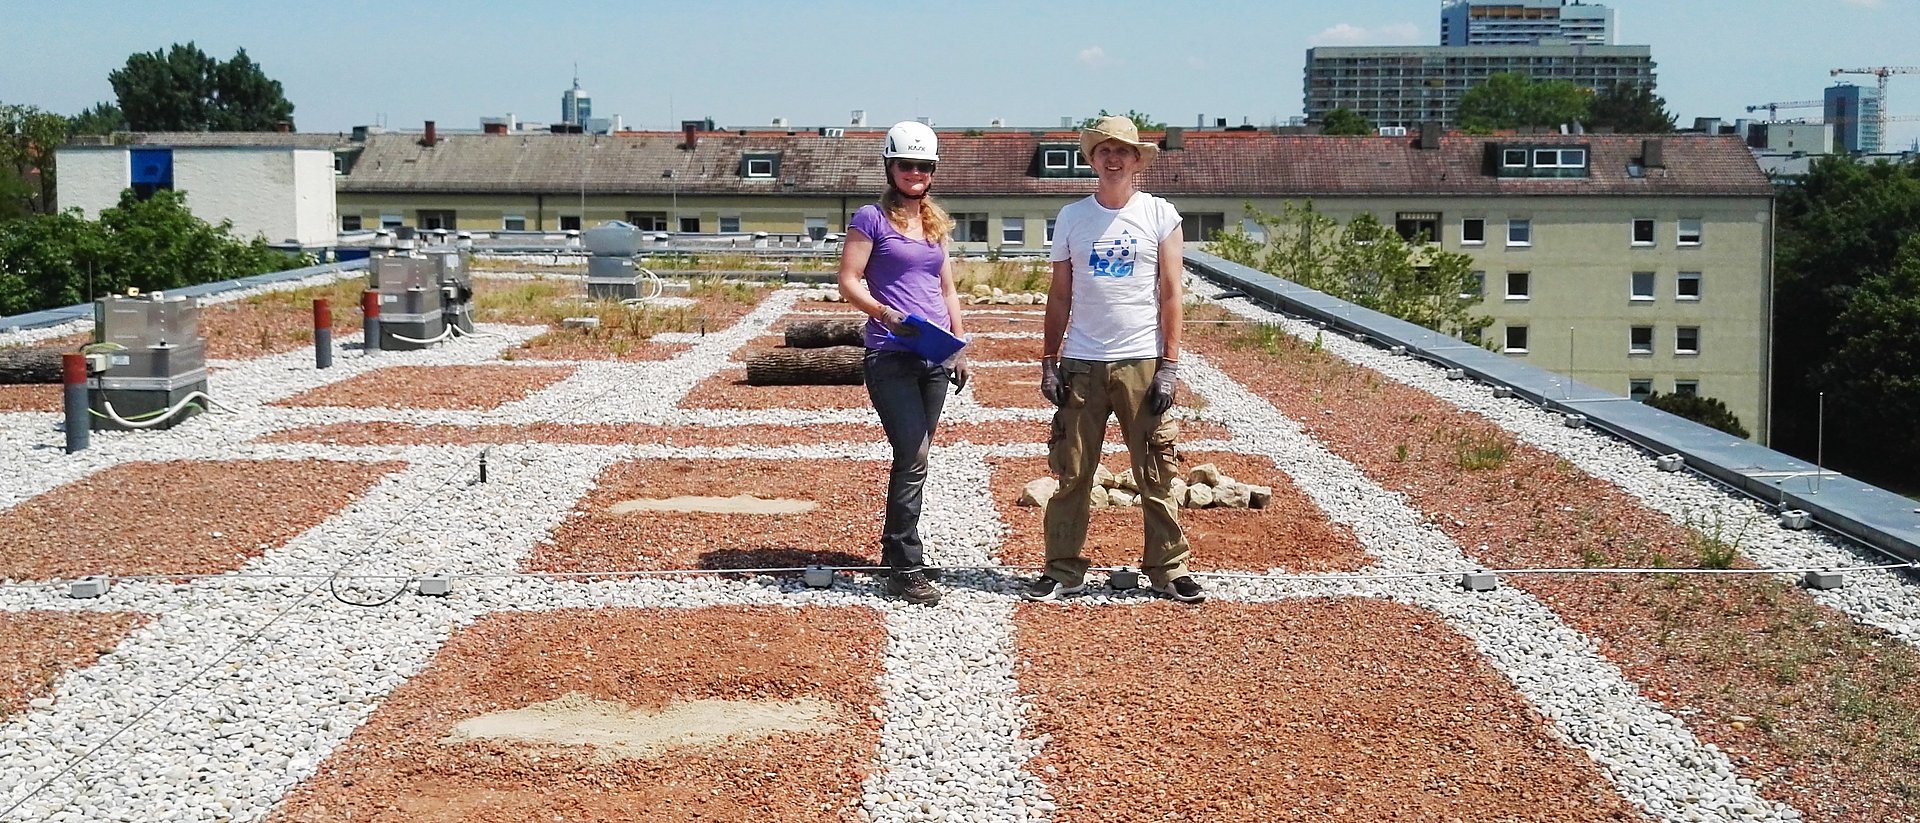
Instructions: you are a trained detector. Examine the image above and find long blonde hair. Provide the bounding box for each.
[881,185,956,246]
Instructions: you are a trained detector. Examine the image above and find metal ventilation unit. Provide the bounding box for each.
[368,246,447,351]
[583,221,645,299]
[432,243,475,334]
[88,292,208,431]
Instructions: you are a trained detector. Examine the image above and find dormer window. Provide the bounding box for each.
[741,153,780,178]
[1490,144,1589,179]
[1032,143,1095,178]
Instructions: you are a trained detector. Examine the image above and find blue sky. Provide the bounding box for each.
[3,0,1917,148]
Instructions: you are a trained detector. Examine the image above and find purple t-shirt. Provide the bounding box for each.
[849,204,950,351]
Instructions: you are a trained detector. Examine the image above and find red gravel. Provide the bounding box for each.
[1015,599,1643,822]
[274,365,575,411]
[1190,321,1920,821]
[963,335,1041,362]
[0,459,404,580]
[967,365,1201,412]
[258,418,1231,449]
[681,368,873,412]
[270,606,885,823]
[0,611,148,719]
[989,450,1369,573]
[0,384,59,413]
[524,458,888,573]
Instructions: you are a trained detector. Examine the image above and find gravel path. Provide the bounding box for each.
[5,280,1912,821]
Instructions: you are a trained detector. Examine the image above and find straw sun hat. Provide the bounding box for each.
[1079,115,1161,168]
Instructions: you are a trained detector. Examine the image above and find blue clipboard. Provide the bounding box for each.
[882,313,968,365]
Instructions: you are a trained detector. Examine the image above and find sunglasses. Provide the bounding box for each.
[892,160,936,174]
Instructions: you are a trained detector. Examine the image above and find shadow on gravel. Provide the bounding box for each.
[698,548,874,573]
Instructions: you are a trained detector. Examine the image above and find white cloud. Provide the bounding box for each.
[1078,46,1114,68]
[1308,22,1422,47]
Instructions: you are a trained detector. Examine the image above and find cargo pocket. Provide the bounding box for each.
[1047,413,1069,476]
[1061,358,1094,409]
[1148,418,1181,466]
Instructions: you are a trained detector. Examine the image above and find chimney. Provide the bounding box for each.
[1418,121,1441,150]
[1163,126,1185,150]
[422,120,437,147]
[682,121,698,150]
[274,121,291,133]
[1642,138,1665,168]
[483,121,507,135]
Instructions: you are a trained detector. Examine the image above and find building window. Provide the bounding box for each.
[1632,218,1655,246]
[1043,149,1072,169]
[952,213,989,243]
[1677,271,1702,300]
[1033,144,1096,178]
[340,214,363,232]
[1676,326,1700,355]
[1629,378,1653,402]
[741,154,780,178]
[1502,148,1528,168]
[559,215,581,231]
[417,211,456,231]
[679,216,701,233]
[1183,213,1226,242]
[1002,217,1025,246]
[1045,218,1056,244]
[1461,217,1485,245]
[720,216,741,233]
[502,214,526,232]
[1462,271,1486,299]
[1504,325,1529,354]
[380,213,404,230]
[1505,271,1530,300]
[1630,325,1653,354]
[625,211,668,231]
[1507,218,1531,247]
[1674,380,1699,397]
[1677,218,1703,246]
[1396,212,1441,244]
[1532,147,1586,168]
[1631,271,1655,301]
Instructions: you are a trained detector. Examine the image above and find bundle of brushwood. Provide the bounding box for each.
[0,347,64,384]
[782,318,865,348]
[744,346,864,385]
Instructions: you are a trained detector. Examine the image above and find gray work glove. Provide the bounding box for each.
[948,353,971,393]
[1039,357,1067,407]
[1147,359,1179,415]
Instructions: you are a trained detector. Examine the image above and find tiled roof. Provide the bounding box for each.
[333,130,1771,198]
[102,132,359,150]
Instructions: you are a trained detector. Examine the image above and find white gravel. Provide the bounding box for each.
[2,270,1889,822]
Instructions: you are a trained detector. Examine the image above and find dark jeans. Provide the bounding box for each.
[864,348,950,574]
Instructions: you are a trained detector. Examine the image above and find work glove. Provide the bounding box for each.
[948,353,971,393]
[878,306,909,334]
[1147,359,1179,415]
[1039,357,1067,407]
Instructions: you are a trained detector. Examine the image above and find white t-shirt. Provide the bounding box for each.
[1048,191,1182,361]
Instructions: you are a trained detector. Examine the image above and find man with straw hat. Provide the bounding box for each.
[1025,114,1202,604]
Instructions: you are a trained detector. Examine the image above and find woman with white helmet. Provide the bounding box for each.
[836,120,970,605]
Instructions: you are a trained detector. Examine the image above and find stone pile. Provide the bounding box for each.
[966,285,1046,306]
[1018,463,1272,510]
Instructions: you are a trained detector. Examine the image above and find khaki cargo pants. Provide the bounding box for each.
[1042,357,1191,588]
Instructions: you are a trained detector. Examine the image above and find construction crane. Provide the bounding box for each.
[1746,100,1822,120]
[1830,66,1920,146]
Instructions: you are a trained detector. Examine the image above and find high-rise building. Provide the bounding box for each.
[1824,83,1883,154]
[1441,0,1614,46]
[1305,44,1654,129]
[561,75,592,127]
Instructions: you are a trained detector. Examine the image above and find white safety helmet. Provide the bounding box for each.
[882,121,939,162]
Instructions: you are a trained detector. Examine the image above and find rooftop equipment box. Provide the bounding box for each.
[88,293,208,431]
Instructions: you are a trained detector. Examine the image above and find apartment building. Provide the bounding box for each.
[1305,44,1655,129]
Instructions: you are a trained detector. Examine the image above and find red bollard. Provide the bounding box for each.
[361,289,381,353]
[313,298,333,368]
[63,353,89,453]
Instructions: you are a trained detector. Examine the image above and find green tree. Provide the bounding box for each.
[0,102,70,217]
[1456,72,1591,132]
[1207,200,1490,340]
[0,189,299,315]
[1772,155,1920,480]
[1319,108,1373,136]
[1080,109,1165,130]
[1585,81,1675,133]
[1814,237,1920,471]
[1644,392,1750,439]
[109,43,295,131]
[68,102,127,136]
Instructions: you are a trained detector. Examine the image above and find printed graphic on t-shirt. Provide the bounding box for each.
[1088,230,1141,278]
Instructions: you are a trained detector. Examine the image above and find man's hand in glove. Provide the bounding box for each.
[1147,359,1179,415]
[1040,357,1066,407]
[948,353,971,393]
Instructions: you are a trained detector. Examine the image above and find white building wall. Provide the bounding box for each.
[54,149,132,217]
[54,146,338,247]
